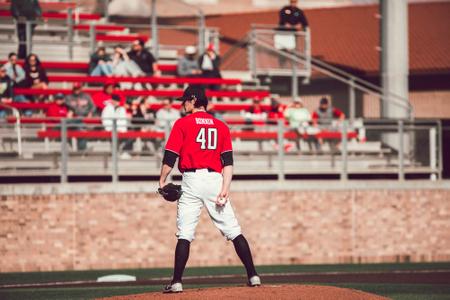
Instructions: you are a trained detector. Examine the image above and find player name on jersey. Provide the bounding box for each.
[195,118,214,125]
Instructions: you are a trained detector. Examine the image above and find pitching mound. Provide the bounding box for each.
[98,284,389,300]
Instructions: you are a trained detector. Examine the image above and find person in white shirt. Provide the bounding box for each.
[198,44,221,90]
[155,98,180,151]
[101,94,132,158]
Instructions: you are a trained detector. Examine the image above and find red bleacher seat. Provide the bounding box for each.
[13,88,270,99]
[47,75,241,86]
[0,10,101,20]
[96,34,149,43]
[73,24,126,32]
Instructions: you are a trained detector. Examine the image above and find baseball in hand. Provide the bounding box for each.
[217,196,228,206]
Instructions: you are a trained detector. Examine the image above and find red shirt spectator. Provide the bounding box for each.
[92,82,125,114]
[46,93,68,118]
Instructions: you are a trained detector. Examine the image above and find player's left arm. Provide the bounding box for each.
[159,163,173,189]
[159,120,183,188]
[216,124,234,206]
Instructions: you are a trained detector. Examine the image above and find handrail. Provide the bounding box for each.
[253,38,413,116]
[0,103,22,155]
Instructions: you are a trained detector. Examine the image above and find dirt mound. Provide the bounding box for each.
[98,284,390,300]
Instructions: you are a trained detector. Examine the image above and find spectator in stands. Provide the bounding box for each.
[199,44,221,90]
[4,52,25,85]
[10,0,42,59]
[268,98,286,121]
[312,97,345,151]
[130,97,153,152]
[65,83,95,151]
[112,45,144,78]
[283,98,317,151]
[0,65,14,110]
[92,81,125,115]
[46,93,69,118]
[155,98,180,131]
[23,53,48,90]
[177,46,201,78]
[89,47,113,77]
[128,39,160,77]
[101,94,132,159]
[279,0,309,31]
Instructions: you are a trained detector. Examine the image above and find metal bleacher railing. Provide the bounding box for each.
[0,116,443,182]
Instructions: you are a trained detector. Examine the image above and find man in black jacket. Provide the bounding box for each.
[279,0,308,31]
[10,0,42,59]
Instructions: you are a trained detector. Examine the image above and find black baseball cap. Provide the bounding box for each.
[177,85,208,108]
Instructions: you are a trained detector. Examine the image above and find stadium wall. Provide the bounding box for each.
[1,182,449,272]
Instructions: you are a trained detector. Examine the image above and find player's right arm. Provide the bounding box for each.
[159,120,183,188]
[216,124,234,206]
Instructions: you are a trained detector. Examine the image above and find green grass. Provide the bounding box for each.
[1,263,450,300]
[1,262,450,285]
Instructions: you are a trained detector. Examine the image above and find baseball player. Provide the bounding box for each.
[159,86,261,293]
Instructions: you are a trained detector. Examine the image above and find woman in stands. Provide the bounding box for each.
[112,45,144,78]
[23,53,48,101]
[89,47,113,77]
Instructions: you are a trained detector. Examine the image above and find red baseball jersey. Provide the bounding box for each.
[165,111,232,173]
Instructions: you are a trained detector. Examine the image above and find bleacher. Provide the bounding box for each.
[0,0,427,181]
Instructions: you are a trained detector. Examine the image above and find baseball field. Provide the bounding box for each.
[1,262,450,300]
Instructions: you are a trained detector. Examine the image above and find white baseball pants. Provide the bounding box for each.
[176,169,242,242]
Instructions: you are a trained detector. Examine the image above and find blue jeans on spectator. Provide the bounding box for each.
[90,63,113,76]
[0,95,32,118]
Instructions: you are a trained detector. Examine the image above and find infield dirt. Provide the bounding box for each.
[98,284,390,300]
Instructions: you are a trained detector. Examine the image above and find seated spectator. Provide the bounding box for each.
[312,97,345,151]
[268,98,286,122]
[92,81,125,114]
[4,52,25,86]
[177,46,201,78]
[46,93,69,118]
[199,44,221,90]
[283,98,317,151]
[23,53,48,89]
[65,83,95,151]
[102,94,132,159]
[112,45,144,78]
[0,65,14,118]
[89,47,113,76]
[155,98,180,131]
[128,39,160,77]
[312,97,345,127]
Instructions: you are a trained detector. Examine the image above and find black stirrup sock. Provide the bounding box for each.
[232,234,258,278]
[172,239,191,283]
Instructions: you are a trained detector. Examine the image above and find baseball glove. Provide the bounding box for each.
[158,183,182,202]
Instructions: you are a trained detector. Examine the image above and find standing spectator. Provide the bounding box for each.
[177,46,201,78]
[46,93,69,118]
[23,53,48,90]
[65,83,95,151]
[128,39,160,77]
[112,45,144,78]
[10,0,42,59]
[312,97,345,151]
[4,52,25,85]
[101,94,132,159]
[92,81,125,114]
[89,47,113,76]
[199,44,221,90]
[279,0,309,31]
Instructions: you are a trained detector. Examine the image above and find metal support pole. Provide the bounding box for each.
[112,119,118,183]
[248,31,256,80]
[151,0,159,60]
[25,21,32,57]
[398,120,405,181]
[348,79,355,125]
[277,119,285,181]
[60,119,68,183]
[429,127,437,177]
[340,120,348,181]
[198,11,206,53]
[67,8,74,60]
[104,0,109,22]
[13,109,22,156]
[291,63,298,100]
[437,120,443,180]
[89,23,96,55]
